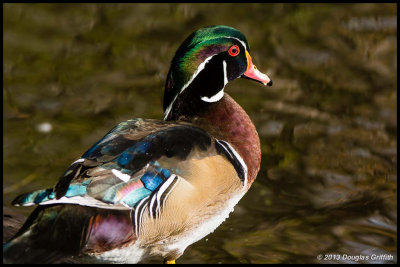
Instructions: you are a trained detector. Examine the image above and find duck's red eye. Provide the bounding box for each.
[228,45,240,57]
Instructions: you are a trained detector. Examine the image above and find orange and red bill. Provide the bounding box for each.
[242,50,272,86]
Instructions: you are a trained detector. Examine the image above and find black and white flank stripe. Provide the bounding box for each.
[215,139,248,187]
[133,175,180,235]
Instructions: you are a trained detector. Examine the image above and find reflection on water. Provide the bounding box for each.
[3,3,397,264]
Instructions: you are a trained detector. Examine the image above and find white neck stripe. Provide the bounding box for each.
[164,54,216,120]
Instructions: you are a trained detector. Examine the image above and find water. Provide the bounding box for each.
[3,3,397,264]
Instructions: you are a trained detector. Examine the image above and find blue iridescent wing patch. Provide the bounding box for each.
[20,120,213,210]
[97,163,173,208]
[12,163,174,209]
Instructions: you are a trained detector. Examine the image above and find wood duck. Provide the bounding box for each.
[3,25,272,264]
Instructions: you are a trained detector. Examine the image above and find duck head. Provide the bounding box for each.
[163,25,272,121]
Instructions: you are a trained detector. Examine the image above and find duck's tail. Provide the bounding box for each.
[3,204,137,263]
[3,205,83,263]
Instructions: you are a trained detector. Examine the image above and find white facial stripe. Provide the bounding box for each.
[223,36,247,51]
[197,36,247,51]
[164,54,216,120]
[112,169,130,182]
[180,54,215,94]
[223,60,228,86]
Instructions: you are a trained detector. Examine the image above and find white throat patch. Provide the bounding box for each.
[200,90,224,103]
[200,60,227,103]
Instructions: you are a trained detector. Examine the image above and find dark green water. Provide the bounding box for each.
[3,3,397,264]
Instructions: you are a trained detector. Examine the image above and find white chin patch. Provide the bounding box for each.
[200,60,228,103]
[201,89,224,102]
